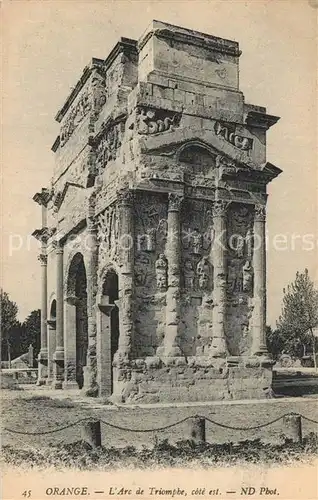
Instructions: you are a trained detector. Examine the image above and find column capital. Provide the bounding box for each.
[86,215,98,232]
[168,193,183,212]
[52,240,64,254]
[212,199,229,218]
[33,187,52,207]
[38,253,48,266]
[254,204,266,222]
[117,187,134,207]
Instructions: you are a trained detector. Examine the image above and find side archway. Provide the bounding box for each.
[64,252,88,389]
[96,267,120,396]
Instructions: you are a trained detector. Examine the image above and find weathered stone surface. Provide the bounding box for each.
[34,21,281,402]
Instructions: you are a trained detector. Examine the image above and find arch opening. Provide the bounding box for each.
[66,253,88,389]
[100,269,119,394]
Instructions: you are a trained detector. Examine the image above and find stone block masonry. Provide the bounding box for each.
[32,21,281,402]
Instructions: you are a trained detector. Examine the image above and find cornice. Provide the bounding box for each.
[245,110,280,130]
[54,39,137,124]
[138,21,241,57]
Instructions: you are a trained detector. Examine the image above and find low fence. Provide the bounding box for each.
[3,413,317,449]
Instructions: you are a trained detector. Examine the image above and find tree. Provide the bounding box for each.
[276,269,318,368]
[266,326,285,360]
[20,309,41,360]
[0,290,19,367]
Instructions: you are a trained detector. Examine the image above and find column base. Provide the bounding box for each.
[52,380,63,390]
[37,354,48,385]
[209,337,228,358]
[36,378,48,386]
[156,344,184,358]
[251,343,269,357]
[63,381,79,390]
[52,349,64,390]
[81,365,99,397]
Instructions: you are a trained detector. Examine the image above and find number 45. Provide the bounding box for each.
[22,491,31,498]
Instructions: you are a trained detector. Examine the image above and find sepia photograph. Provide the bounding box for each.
[1,0,317,498]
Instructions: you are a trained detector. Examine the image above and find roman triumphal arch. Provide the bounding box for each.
[32,21,281,401]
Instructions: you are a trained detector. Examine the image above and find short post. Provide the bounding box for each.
[283,414,302,443]
[188,416,206,444]
[81,420,102,448]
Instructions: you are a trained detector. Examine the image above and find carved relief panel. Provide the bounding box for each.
[133,192,168,355]
[225,203,254,356]
[134,192,168,296]
[181,199,214,292]
[226,203,254,298]
[97,203,119,278]
[95,119,125,175]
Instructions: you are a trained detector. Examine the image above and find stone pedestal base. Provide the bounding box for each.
[111,356,274,404]
[36,351,48,386]
[81,366,98,397]
[63,381,79,390]
[209,337,228,358]
[52,350,64,390]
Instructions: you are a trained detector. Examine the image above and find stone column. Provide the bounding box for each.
[82,197,99,397]
[63,297,78,389]
[114,189,134,365]
[210,199,229,357]
[36,253,48,385]
[52,243,64,389]
[251,204,268,356]
[161,193,184,359]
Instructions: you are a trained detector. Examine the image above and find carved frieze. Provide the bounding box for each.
[95,119,125,174]
[134,107,182,135]
[60,89,92,147]
[214,121,253,151]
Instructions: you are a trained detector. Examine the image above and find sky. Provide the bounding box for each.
[1,0,317,325]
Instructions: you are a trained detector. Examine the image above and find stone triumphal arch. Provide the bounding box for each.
[33,21,281,401]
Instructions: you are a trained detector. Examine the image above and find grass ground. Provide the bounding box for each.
[1,387,318,453]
